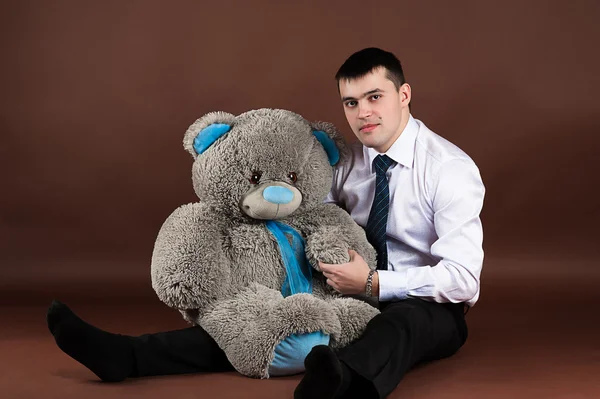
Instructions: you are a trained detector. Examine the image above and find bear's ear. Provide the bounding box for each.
[310,121,349,166]
[183,111,237,158]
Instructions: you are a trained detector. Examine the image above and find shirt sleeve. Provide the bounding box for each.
[378,158,485,305]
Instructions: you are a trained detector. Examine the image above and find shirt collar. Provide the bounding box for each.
[365,114,419,170]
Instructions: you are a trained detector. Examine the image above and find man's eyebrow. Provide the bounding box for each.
[341,88,382,102]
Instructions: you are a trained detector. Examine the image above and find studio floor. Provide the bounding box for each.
[1,256,599,399]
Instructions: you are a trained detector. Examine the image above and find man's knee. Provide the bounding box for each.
[380,299,468,350]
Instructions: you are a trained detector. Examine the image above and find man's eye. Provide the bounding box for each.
[370,95,381,100]
[346,101,357,107]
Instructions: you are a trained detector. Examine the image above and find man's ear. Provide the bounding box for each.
[183,111,236,159]
[310,121,349,166]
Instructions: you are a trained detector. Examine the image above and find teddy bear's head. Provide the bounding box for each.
[182,108,347,221]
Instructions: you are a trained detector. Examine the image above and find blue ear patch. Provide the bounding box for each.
[312,130,340,166]
[193,123,232,155]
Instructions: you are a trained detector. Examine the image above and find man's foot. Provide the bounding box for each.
[294,345,350,399]
[47,300,134,382]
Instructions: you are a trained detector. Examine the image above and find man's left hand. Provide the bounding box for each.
[319,249,372,295]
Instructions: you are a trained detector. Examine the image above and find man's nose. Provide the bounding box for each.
[357,102,372,118]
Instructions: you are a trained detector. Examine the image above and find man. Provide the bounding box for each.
[293,47,485,399]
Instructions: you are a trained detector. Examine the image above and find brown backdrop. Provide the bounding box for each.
[2,2,600,398]
[2,0,600,304]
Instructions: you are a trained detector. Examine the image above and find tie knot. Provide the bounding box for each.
[373,154,395,175]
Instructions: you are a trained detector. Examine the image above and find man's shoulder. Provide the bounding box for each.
[414,119,477,168]
[347,140,364,157]
[338,140,365,170]
[414,120,485,197]
[330,140,364,186]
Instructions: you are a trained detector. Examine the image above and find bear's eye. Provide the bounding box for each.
[249,172,262,184]
[288,172,297,183]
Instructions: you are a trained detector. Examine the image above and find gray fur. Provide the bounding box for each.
[151,108,379,378]
[199,284,341,378]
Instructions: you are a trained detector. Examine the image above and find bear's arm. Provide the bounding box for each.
[293,203,377,270]
[150,202,230,312]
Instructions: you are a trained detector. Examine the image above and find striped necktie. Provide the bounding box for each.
[365,154,396,270]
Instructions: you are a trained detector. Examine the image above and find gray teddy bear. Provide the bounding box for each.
[150,108,379,378]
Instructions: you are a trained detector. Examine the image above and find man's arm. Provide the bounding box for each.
[377,158,485,304]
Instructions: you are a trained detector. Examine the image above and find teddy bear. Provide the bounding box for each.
[150,108,379,379]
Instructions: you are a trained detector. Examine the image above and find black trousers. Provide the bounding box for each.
[335,299,468,398]
[130,298,467,398]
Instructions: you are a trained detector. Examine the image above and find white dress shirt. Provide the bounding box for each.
[326,115,485,307]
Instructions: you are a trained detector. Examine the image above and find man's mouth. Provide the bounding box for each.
[360,124,379,132]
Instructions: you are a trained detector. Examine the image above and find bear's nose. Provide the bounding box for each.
[263,186,294,204]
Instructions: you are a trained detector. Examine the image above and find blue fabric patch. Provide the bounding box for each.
[312,130,340,166]
[263,186,294,204]
[268,331,330,376]
[265,222,328,376]
[265,221,312,297]
[193,123,231,155]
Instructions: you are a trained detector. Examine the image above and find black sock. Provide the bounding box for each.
[46,300,134,382]
[294,345,352,399]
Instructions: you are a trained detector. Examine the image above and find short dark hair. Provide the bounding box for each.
[335,47,406,90]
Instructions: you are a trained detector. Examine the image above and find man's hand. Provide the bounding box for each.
[319,249,378,296]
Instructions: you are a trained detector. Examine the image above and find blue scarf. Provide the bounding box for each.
[265,221,312,297]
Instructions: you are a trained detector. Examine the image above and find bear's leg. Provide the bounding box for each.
[47,300,135,382]
[320,296,380,349]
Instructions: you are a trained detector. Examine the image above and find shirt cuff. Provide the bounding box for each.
[377,269,409,302]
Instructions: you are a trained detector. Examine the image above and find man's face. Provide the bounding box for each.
[338,67,411,153]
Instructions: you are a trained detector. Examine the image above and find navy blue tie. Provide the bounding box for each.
[365,155,396,270]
